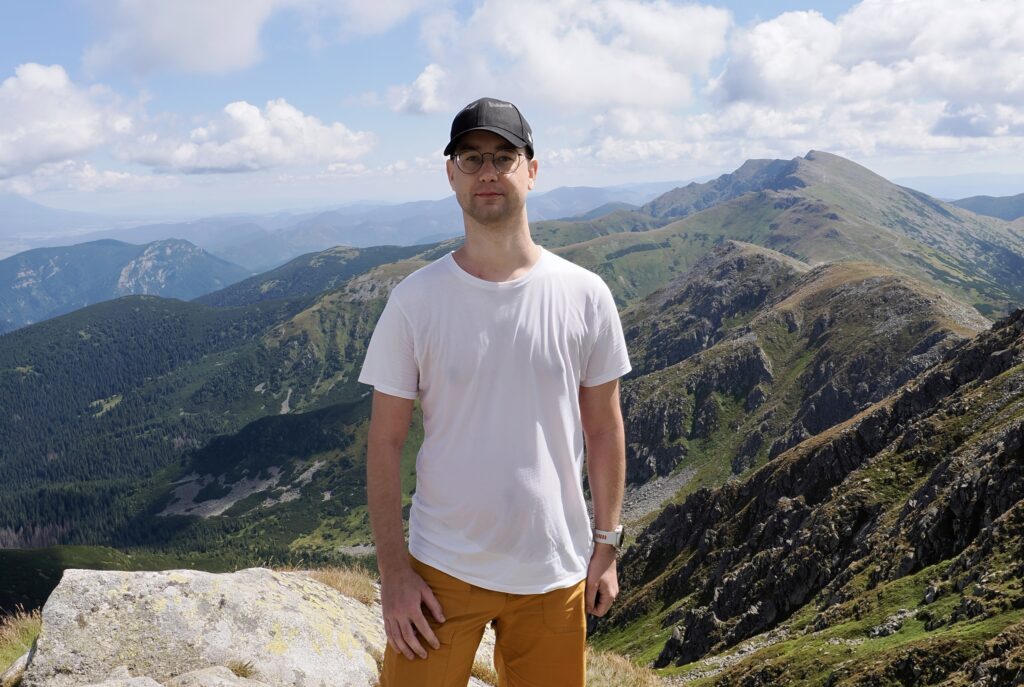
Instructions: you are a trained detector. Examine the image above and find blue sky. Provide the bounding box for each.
[2,0,1023,217]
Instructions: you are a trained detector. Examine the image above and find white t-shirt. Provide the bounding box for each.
[358,247,631,594]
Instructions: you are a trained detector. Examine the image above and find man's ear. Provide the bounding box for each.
[527,157,539,190]
[446,158,456,188]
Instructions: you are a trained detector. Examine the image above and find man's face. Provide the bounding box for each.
[446,130,538,227]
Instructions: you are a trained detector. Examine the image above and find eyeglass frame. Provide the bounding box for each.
[450,148,526,175]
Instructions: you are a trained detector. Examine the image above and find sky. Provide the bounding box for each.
[1,0,1024,217]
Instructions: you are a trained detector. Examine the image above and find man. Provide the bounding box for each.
[359,97,631,687]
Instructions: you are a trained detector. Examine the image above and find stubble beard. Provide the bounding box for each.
[462,192,525,229]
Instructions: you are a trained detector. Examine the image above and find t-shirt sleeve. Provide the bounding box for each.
[581,280,632,387]
[358,294,419,399]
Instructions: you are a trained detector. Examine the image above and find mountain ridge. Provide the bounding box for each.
[0,238,250,333]
[553,151,1024,317]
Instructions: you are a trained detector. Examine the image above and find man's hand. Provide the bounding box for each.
[585,543,619,617]
[380,565,446,660]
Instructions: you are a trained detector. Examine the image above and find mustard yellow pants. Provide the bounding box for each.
[378,557,587,687]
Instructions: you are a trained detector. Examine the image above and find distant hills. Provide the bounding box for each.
[0,182,681,330]
[1,182,682,271]
[0,239,250,334]
[0,193,111,234]
[953,191,1024,221]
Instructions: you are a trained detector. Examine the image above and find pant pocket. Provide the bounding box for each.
[410,558,473,644]
[541,580,586,634]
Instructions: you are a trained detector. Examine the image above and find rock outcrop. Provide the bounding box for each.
[11,567,494,687]
[619,243,987,487]
[609,309,1024,679]
[623,241,808,377]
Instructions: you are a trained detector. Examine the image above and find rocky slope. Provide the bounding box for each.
[599,308,1024,685]
[617,241,987,492]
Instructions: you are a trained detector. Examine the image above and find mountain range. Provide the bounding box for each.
[2,150,1023,683]
[1,182,682,272]
[0,239,250,334]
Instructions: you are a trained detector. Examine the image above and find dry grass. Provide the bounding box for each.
[226,659,256,678]
[0,605,41,675]
[465,647,658,686]
[272,563,379,606]
[587,647,661,687]
[471,654,499,684]
[305,565,379,606]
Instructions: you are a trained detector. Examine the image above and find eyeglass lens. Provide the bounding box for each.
[454,151,522,174]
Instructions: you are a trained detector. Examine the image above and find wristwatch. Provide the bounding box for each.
[593,525,625,549]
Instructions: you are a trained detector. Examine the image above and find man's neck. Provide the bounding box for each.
[453,214,541,282]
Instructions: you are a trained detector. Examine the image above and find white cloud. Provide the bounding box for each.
[710,1,1024,110]
[85,0,280,75]
[0,160,176,195]
[84,0,447,75]
[279,151,438,181]
[126,98,375,173]
[390,64,448,114]
[0,62,374,189]
[933,103,1024,138]
[708,11,841,105]
[0,64,130,178]
[545,0,1024,171]
[409,0,731,110]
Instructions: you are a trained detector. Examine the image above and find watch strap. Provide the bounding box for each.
[593,525,625,548]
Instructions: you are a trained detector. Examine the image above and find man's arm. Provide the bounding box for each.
[366,390,445,660]
[580,378,626,617]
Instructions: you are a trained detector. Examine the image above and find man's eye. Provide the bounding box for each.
[462,153,482,164]
[496,153,516,164]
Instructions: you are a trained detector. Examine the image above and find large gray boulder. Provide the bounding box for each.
[20,567,386,687]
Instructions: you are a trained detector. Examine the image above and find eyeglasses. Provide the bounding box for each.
[451,150,523,175]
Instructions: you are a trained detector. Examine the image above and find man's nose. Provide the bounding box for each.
[478,154,499,178]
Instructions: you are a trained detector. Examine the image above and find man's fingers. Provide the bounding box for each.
[593,587,613,617]
[386,619,415,660]
[411,610,441,651]
[585,578,599,614]
[422,586,446,624]
[380,569,444,660]
[399,619,429,659]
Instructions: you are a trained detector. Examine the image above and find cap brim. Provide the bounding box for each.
[444,126,530,156]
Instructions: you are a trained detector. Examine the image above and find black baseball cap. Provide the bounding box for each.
[443,97,534,159]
